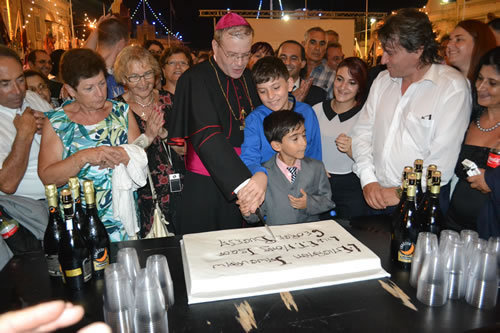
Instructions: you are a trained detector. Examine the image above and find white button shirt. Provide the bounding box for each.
[0,91,52,199]
[351,64,471,189]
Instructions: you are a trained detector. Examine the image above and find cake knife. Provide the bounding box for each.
[256,208,276,241]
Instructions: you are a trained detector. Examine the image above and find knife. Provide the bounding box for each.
[256,207,276,241]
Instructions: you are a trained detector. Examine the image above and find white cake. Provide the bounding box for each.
[181,220,390,304]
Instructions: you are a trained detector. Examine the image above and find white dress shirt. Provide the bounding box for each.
[0,91,52,199]
[351,64,471,189]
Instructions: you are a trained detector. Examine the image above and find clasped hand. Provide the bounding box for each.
[88,146,129,169]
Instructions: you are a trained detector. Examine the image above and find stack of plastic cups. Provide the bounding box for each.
[410,232,438,288]
[146,254,175,309]
[103,263,135,333]
[134,268,169,333]
[465,246,499,309]
[416,250,449,306]
[117,248,141,291]
[439,230,460,254]
[443,239,467,299]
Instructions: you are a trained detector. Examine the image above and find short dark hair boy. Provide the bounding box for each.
[241,111,334,225]
[251,55,290,85]
[264,109,304,143]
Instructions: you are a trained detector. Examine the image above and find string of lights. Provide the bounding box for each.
[257,0,284,19]
[130,0,182,40]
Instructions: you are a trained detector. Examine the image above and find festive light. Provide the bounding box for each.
[130,0,182,39]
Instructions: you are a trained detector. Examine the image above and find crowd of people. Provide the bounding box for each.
[1,9,499,267]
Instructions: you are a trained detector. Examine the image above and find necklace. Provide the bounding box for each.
[209,58,254,129]
[476,117,500,132]
[133,93,155,108]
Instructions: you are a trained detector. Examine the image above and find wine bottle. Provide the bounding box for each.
[59,189,92,290]
[391,166,413,231]
[68,177,88,238]
[414,159,424,207]
[417,171,443,236]
[43,184,64,277]
[392,183,419,270]
[82,180,110,278]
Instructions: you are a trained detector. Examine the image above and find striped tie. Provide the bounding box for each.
[287,166,297,184]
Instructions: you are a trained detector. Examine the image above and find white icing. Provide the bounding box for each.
[182,220,390,304]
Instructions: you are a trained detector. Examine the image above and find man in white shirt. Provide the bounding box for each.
[0,46,52,269]
[351,9,471,212]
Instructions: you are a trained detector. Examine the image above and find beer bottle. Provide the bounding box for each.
[392,183,419,270]
[43,184,64,277]
[59,189,92,290]
[392,166,413,231]
[414,159,424,207]
[417,171,443,236]
[82,180,110,277]
[68,177,88,238]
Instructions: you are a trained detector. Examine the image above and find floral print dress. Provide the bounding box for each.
[46,99,132,242]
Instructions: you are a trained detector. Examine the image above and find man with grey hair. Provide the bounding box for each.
[350,9,470,213]
[168,13,263,234]
[303,27,335,98]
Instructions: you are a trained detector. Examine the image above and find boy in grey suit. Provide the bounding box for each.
[242,111,335,225]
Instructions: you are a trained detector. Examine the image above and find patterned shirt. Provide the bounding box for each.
[309,59,335,99]
[46,99,131,242]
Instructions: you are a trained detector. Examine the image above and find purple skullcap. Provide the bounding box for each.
[215,13,250,30]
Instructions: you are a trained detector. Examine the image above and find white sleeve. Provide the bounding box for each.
[424,79,471,185]
[350,82,379,188]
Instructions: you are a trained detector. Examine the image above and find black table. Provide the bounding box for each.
[1,216,499,332]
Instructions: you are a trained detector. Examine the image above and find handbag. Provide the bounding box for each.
[144,165,175,238]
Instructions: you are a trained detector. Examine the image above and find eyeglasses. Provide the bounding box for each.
[216,42,251,63]
[126,70,155,83]
[27,82,49,93]
[166,60,189,67]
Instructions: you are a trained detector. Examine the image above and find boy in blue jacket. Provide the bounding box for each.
[238,56,322,215]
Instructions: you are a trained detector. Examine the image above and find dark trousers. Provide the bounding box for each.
[328,172,370,219]
[178,171,243,235]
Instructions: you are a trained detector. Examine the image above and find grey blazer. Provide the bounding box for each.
[245,156,335,225]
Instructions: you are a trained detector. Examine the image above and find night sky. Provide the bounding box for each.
[71,0,427,49]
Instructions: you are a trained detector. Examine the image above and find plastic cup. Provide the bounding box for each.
[103,263,134,332]
[444,239,466,299]
[146,254,175,308]
[410,232,438,288]
[466,247,499,309]
[117,247,141,290]
[417,252,449,306]
[134,268,169,333]
[439,230,460,254]
[460,230,479,244]
[487,237,500,267]
[465,239,489,303]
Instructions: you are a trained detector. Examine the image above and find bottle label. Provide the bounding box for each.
[487,153,500,168]
[45,254,62,277]
[83,257,92,282]
[93,248,109,271]
[64,267,82,277]
[397,241,414,263]
[1,223,19,239]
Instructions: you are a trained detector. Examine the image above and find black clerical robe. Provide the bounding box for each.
[168,57,261,234]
